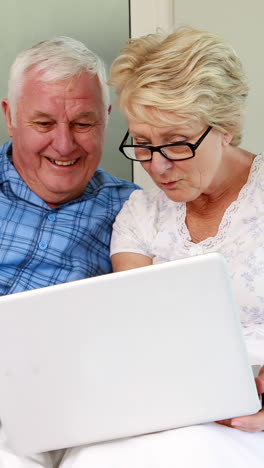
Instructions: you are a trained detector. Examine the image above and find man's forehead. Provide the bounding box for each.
[22,68,102,98]
[30,110,99,121]
[18,69,105,118]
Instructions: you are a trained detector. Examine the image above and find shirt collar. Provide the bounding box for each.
[0,141,129,208]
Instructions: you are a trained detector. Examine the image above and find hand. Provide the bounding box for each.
[216,366,264,432]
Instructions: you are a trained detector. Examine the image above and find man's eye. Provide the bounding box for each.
[73,122,93,132]
[33,121,53,132]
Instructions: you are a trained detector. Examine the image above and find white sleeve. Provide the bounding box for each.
[110,189,155,258]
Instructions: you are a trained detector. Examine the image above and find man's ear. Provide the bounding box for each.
[1,99,14,137]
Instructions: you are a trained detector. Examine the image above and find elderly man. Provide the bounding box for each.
[0,36,137,295]
[0,36,137,467]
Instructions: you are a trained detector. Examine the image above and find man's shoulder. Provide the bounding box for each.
[79,169,140,216]
[0,141,13,183]
[88,168,140,193]
[0,141,12,158]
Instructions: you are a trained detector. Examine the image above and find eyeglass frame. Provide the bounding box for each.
[119,126,213,162]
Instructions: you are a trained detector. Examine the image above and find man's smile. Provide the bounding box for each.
[46,157,78,167]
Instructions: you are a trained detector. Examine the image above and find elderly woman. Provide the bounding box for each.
[61,27,264,468]
[109,25,264,414]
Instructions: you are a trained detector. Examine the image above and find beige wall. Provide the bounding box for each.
[131,0,264,188]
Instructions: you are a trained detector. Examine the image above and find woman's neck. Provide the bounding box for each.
[188,147,254,214]
[185,148,255,243]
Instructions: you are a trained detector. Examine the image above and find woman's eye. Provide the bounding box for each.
[36,121,51,126]
[134,140,149,146]
[169,137,188,144]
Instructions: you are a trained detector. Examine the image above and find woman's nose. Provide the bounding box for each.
[149,150,173,175]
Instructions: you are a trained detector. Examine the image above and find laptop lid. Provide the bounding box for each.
[0,253,260,455]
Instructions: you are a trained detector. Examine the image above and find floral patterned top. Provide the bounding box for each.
[111,154,264,362]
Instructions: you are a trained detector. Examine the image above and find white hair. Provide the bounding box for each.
[8,36,110,125]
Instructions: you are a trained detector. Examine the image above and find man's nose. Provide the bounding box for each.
[149,150,173,175]
[51,124,77,156]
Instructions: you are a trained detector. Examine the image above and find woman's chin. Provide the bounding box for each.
[160,186,198,203]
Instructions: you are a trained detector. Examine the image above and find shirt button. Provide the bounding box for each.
[39,240,48,250]
[48,213,56,221]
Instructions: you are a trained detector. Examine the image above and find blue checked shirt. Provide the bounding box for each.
[0,141,138,295]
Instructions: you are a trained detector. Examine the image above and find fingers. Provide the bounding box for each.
[254,365,264,401]
[217,408,264,432]
[231,408,264,432]
[255,376,264,395]
[256,365,264,394]
[216,365,264,433]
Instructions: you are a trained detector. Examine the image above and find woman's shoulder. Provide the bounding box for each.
[129,187,164,200]
[127,187,171,209]
[248,153,264,187]
[118,187,179,226]
[252,153,264,172]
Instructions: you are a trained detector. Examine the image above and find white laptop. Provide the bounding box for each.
[0,252,260,455]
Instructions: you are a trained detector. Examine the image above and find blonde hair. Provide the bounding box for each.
[109,27,249,146]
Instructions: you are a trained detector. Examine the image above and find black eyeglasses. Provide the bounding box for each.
[119,126,212,162]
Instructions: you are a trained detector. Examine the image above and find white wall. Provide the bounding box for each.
[0,0,131,180]
[130,0,264,188]
[130,0,174,189]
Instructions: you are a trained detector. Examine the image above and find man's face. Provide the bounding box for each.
[2,69,107,207]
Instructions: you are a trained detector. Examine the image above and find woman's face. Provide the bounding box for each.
[128,116,232,203]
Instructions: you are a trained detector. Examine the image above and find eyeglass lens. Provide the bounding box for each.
[123,144,193,161]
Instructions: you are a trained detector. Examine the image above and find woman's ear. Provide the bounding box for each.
[222,131,233,147]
